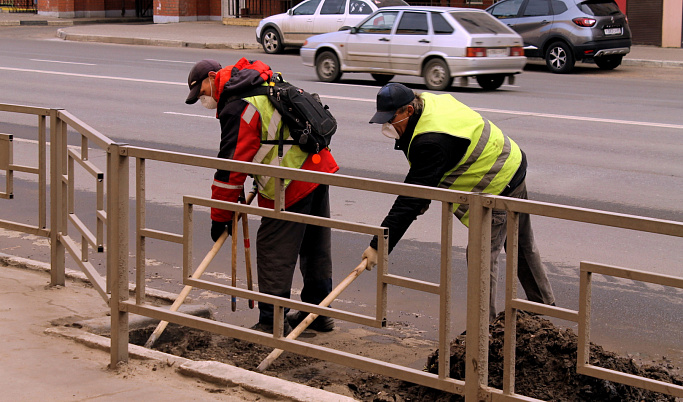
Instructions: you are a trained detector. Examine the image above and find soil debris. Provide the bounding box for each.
[129,312,682,401]
[423,312,682,401]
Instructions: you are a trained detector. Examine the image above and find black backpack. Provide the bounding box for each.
[233,74,337,154]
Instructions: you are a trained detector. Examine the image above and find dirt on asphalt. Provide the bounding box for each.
[128,311,682,402]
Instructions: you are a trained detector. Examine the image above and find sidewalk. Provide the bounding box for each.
[0,254,357,402]
[2,11,683,68]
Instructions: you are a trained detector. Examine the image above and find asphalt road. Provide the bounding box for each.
[1,26,681,365]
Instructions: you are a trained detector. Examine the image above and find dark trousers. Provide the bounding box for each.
[488,180,555,321]
[256,184,333,324]
[467,180,556,321]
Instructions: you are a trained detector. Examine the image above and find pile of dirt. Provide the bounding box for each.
[421,312,682,402]
[129,312,682,401]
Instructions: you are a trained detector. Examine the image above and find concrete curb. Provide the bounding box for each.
[178,360,358,402]
[46,326,359,402]
[622,58,683,68]
[56,29,261,50]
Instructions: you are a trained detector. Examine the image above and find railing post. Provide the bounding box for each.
[108,143,130,367]
[49,109,65,286]
[465,194,493,401]
[438,201,453,380]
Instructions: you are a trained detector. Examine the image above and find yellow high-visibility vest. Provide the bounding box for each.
[243,94,309,200]
[410,92,521,226]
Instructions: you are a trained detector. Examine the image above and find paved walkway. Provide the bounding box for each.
[1,11,683,68]
[0,254,356,402]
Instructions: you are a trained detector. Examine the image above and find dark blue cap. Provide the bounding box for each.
[369,83,415,124]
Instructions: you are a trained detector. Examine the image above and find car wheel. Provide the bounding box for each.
[594,55,623,70]
[545,41,575,74]
[423,59,453,91]
[315,51,342,83]
[476,74,505,90]
[262,28,283,54]
[371,74,394,85]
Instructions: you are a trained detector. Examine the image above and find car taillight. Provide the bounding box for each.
[303,40,308,47]
[466,47,487,57]
[510,46,524,57]
[572,17,596,27]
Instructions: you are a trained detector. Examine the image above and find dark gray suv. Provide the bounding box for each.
[486,0,631,73]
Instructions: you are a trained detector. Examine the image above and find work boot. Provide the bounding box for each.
[250,320,292,337]
[286,310,334,332]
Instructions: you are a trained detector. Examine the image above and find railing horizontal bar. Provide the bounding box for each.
[96,209,107,223]
[121,302,465,395]
[67,149,104,180]
[61,234,109,303]
[383,274,440,294]
[581,261,683,289]
[0,103,51,116]
[8,164,39,175]
[494,197,683,237]
[139,228,183,244]
[510,299,579,322]
[490,389,545,402]
[0,219,49,237]
[186,195,386,237]
[57,110,112,150]
[128,146,470,204]
[186,277,381,327]
[578,364,683,398]
[67,214,97,250]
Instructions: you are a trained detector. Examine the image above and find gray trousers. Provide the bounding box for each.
[255,184,333,324]
[482,180,555,321]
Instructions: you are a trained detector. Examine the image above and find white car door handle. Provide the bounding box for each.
[379,37,390,42]
[419,39,430,43]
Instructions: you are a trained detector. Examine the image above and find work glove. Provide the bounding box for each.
[361,246,378,271]
[211,220,232,242]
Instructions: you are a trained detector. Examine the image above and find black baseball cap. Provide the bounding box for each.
[186,59,222,104]
[369,83,415,124]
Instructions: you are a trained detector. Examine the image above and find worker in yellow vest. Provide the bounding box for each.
[360,83,555,322]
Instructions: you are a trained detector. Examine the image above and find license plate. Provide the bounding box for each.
[487,48,508,57]
[604,27,622,35]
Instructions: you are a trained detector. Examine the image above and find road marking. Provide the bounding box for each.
[145,59,196,64]
[474,107,683,130]
[0,66,183,86]
[318,94,683,130]
[164,111,215,119]
[30,59,96,66]
[2,65,681,130]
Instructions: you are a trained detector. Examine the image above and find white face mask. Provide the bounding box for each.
[381,115,409,139]
[200,79,217,110]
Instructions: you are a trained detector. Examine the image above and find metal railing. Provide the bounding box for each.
[1,103,681,401]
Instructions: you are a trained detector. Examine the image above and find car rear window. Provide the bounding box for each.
[577,0,622,16]
[431,12,454,35]
[451,11,511,34]
[396,12,428,35]
[321,0,345,14]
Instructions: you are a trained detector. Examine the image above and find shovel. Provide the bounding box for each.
[256,259,369,372]
[144,189,256,349]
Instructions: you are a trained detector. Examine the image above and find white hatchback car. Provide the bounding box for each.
[256,0,408,54]
[300,6,527,90]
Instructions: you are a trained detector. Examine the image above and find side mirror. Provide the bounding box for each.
[288,9,293,16]
[350,27,358,34]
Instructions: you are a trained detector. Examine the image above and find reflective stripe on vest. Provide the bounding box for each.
[243,94,309,200]
[410,93,521,226]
